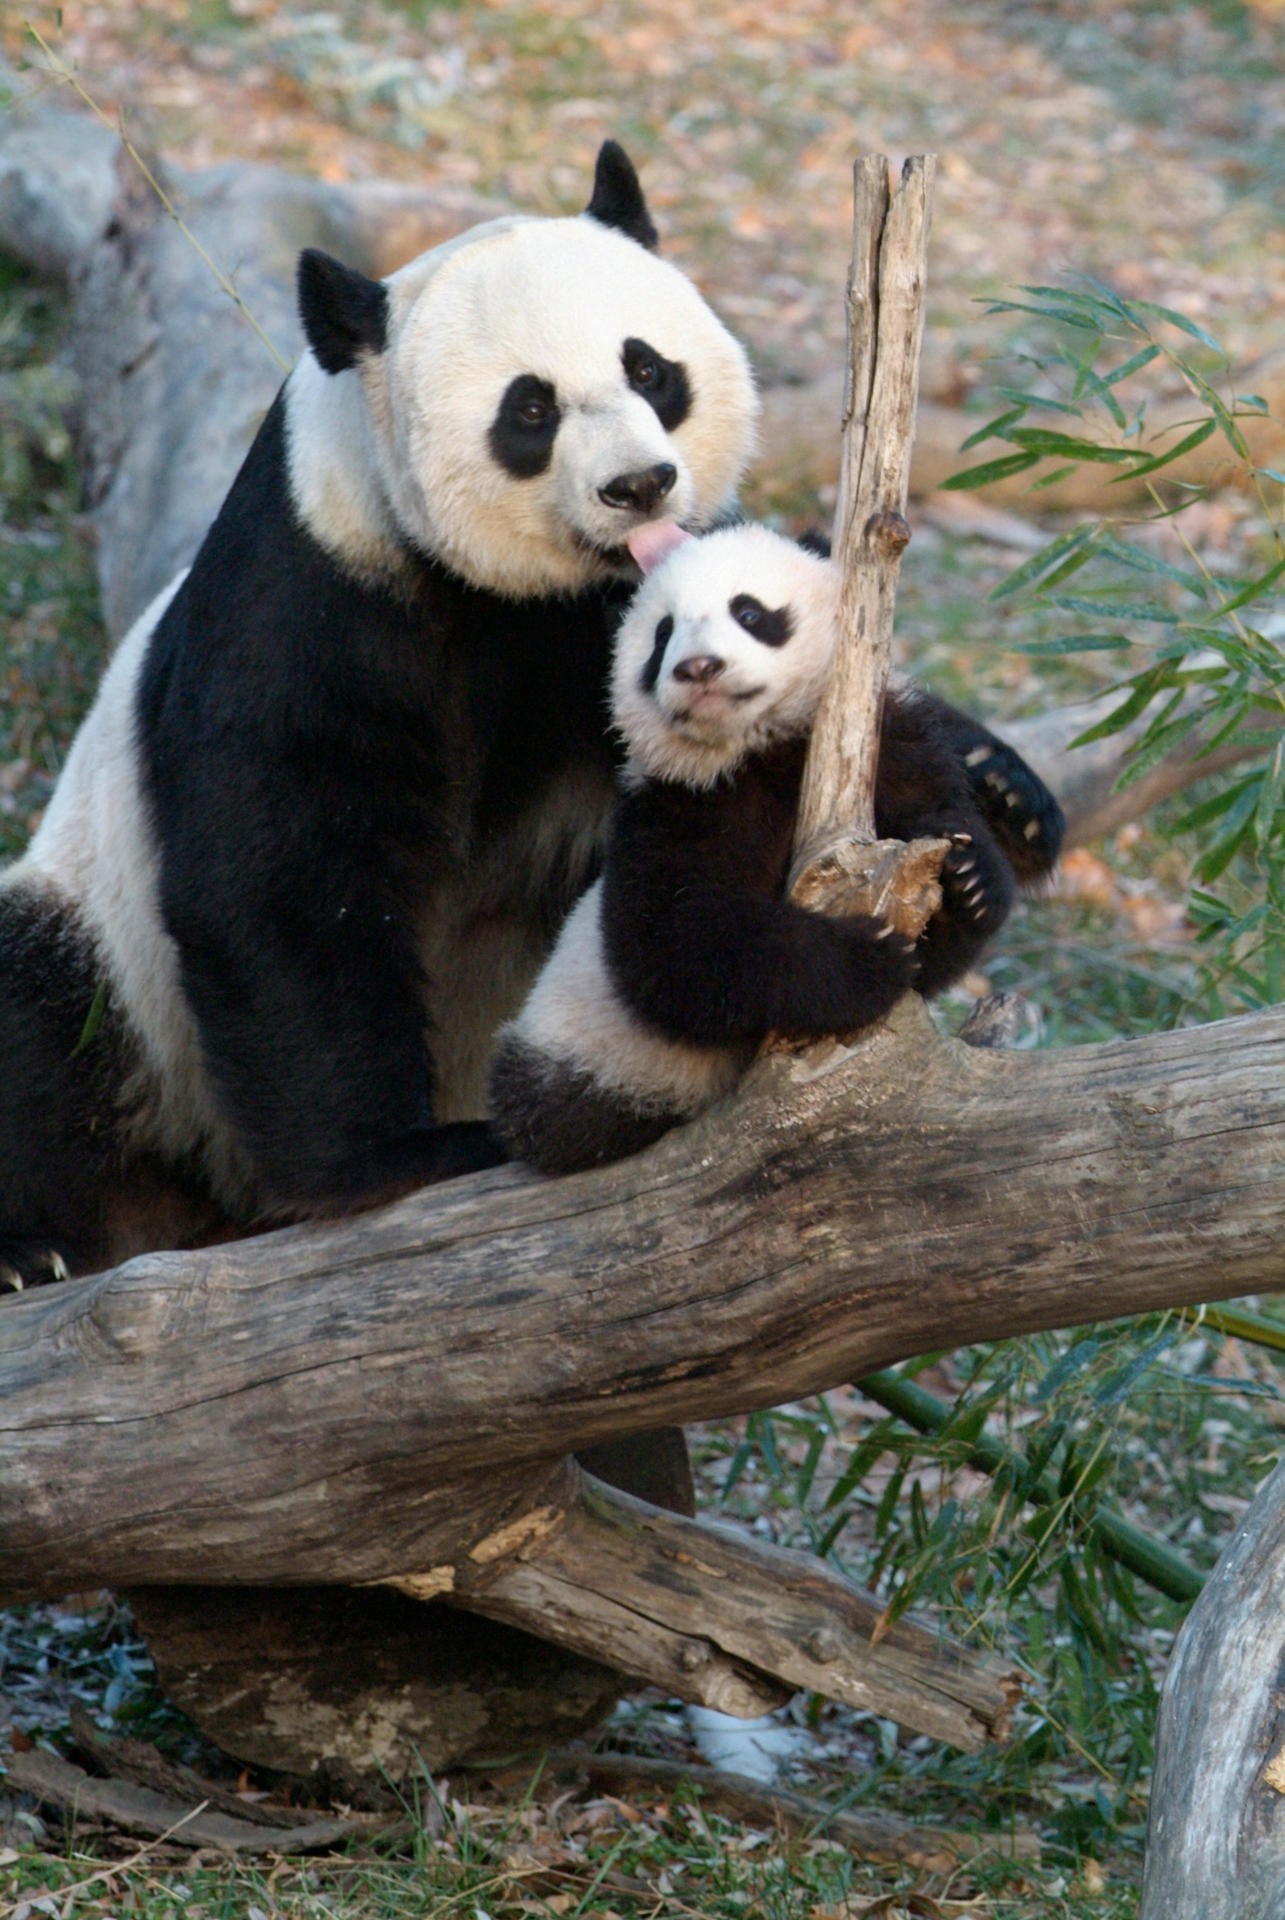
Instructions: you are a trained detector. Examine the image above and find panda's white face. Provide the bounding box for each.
[291,213,758,600]
[611,526,840,788]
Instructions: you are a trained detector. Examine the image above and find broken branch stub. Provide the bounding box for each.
[428,1460,1018,1750]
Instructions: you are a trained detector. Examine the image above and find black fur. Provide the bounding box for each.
[639,614,674,694]
[489,374,561,480]
[133,391,628,1216]
[297,250,389,373]
[622,338,690,431]
[794,530,1065,881]
[585,141,660,250]
[600,689,1045,1055]
[488,1032,682,1175]
[921,702,1066,883]
[0,889,130,1282]
[729,593,792,648]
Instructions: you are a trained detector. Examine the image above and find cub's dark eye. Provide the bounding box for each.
[730,594,794,648]
[639,612,675,694]
[622,337,691,432]
[489,373,560,479]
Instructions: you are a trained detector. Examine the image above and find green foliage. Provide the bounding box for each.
[711,1310,1281,1857]
[0,258,105,859]
[952,280,1285,1017]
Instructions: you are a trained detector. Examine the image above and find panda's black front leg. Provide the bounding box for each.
[914,821,1015,996]
[913,694,1065,884]
[876,687,1019,996]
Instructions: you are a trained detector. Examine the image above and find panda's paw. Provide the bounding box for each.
[0,1238,73,1292]
[843,912,921,1024]
[962,739,1065,883]
[938,829,1013,940]
[912,826,1016,999]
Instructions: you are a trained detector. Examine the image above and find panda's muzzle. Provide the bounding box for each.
[598,463,678,515]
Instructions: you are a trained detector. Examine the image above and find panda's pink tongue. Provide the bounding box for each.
[625,519,692,574]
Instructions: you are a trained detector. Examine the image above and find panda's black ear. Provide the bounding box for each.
[585,141,659,252]
[297,248,389,374]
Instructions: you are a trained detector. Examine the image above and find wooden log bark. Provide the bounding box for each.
[1140,1453,1285,1920]
[3,993,1284,1603]
[432,1459,1017,1751]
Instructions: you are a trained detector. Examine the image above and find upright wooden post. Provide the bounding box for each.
[786,155,943,933]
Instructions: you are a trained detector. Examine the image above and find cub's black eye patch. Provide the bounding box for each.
[489,374,561,479]
[622,337,690,432]
[730,594,793,647]
[639,612,674,693]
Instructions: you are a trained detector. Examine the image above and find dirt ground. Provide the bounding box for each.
[9,0,1285,391]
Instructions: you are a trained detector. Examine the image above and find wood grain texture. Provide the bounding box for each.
[4,996,1285,1603]
[793,154,935,864]
[450,1460,1015,1749]
[1140,1453,1285,1920]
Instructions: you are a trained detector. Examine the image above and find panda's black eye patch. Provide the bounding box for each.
[730,594,793,647]
[622,338,690,432]
[638,612,674,694]
[489,374,561,479]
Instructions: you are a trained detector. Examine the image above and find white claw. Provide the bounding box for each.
[49,1251,69,1284]
[1024,819,1041,840]
[1,1265,23,1293]
[875,923,896,940]
[1005,790,1021,809]
[984,771,1005,791]
[949,831,973,847]
[953,859,976,876]
[964,746,990,768]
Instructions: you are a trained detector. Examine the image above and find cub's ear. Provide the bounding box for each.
[297,249,389,374]
[585,141,659,252]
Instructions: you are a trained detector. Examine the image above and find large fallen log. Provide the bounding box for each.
[3,994,1283,1601]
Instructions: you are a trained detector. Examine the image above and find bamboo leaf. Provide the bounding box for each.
[1017,632,1132,657]
[958,404,1028,452]
[1108,416,1216,481]
[1070,675,1166,745]
[1102,343,1161,387]
[988,522,1097,601]
[1004,428,1143,463]
[939,449,1042,491]
[1127,299,1225,353]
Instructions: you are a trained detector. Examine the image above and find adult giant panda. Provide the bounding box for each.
[489,526,1061,1174]
[0,144,1059,1287]
[0,144,758,1284]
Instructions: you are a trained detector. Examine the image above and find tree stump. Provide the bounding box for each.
[1139,1453,1285,1920]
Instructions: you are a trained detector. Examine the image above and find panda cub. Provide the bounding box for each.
[489,525,1043,1174]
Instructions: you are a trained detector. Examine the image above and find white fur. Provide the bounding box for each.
[502,882,740,1115]
[7,575,256,1212]
[289,213,758,599]
[612,525,839,787]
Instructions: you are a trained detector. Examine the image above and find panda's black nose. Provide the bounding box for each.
[599,463,678,514]
[672,654,725,685]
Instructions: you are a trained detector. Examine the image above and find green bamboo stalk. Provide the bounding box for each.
[856,1368,1204,1605]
